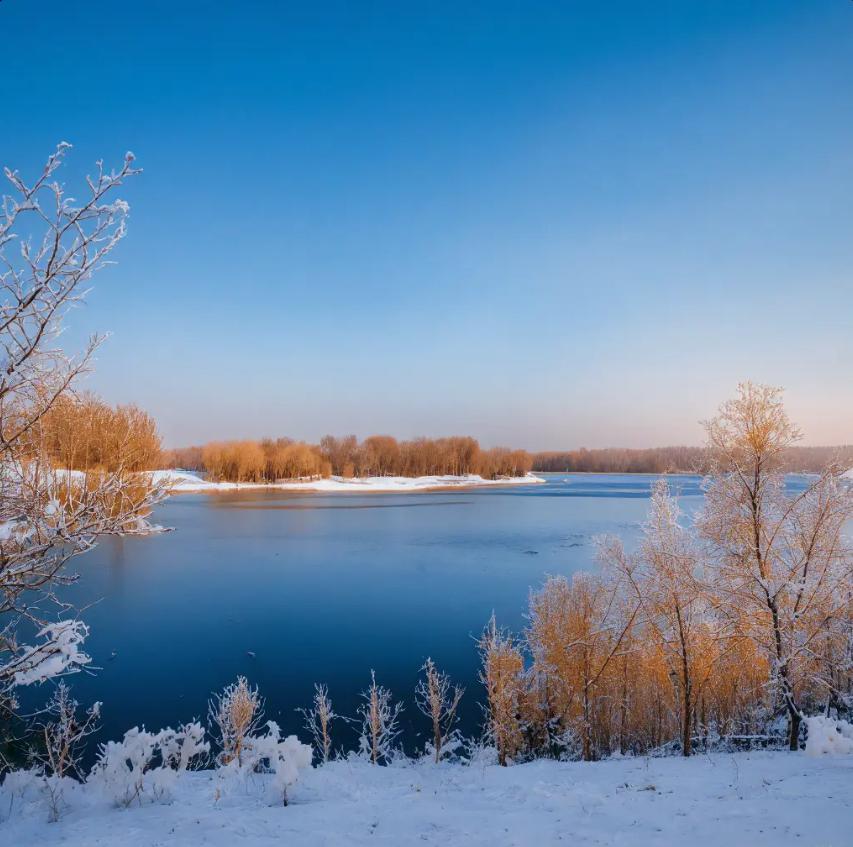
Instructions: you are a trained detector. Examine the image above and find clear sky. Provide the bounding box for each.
[2,1,851,449]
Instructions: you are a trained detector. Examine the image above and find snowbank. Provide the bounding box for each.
[805,715,853,756]
[149,470,545,494]
[3,752,851,846]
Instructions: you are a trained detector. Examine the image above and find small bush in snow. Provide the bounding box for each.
[358,670,403,765]
[29,682,100,821]
[217,720,312,805]
[89,722,209,807]
[415,658,464,763]
[298,683,340,764]
[209,676,264,766]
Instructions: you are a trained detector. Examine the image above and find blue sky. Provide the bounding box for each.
[2,1,851,448]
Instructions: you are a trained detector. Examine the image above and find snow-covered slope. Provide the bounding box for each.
[3,752,850,846]
[149,470,545,493]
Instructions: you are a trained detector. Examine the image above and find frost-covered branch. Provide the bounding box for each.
[357,671,403,765]
[298,683,339,765]
[0,145,164,713]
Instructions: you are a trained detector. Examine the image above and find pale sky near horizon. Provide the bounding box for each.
[2,1,851,449]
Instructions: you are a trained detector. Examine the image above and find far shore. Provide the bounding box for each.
[151,470,546,495]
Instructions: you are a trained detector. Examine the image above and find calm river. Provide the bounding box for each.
[55,473,806,756]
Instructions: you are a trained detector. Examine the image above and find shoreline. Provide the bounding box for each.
[532,469,702,476]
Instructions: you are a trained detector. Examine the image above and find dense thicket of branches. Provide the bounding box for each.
[162,435,534,482]
[26,393,161,473]
[532,444,853,474]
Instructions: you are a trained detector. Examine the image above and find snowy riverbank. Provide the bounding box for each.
[149,470,545,493]
[3,751,851,846]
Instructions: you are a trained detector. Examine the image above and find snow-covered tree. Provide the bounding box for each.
[0,144,163,728]
[697,382,853,749]
[599,481,724,756]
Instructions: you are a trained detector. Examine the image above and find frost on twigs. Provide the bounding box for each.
[415,658,464,763]
[208,676,264,767]
[209,676,312,805]
[358,670,403,765]
[216,721,312,806]
[3,621,91,688]
[478,615,524,766]
[0,144,165,713]
[697,382,853,750]
[298,683,341,765]
[28,681,100,821]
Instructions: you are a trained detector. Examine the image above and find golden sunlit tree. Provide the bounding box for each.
[479,615,524,766]
[697,382,853,749]
[599,480,724,756]
[527,573,638,761]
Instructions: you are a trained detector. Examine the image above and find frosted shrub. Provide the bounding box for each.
[415,658,464,762]
[215,720,312,805]
[358,671,403,765]
[479,615,524,766]
[91,727,159,807]
[299,683,340,764]
[90,723,209,807]
[159,721,209,771]
[208,677,312,805]
[209,676,264,766]
[259,724,312,805]
[30,682,100,821]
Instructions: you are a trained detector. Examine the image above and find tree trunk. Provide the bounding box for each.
[582,685,592,762]
[681,668,692,757]
[788,709,801,751]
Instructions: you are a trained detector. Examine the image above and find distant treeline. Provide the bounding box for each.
[531,445,853,474]
[161,435,534,483]
[36,397,850,481]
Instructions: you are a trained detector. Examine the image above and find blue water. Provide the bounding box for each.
[51,473,804,756]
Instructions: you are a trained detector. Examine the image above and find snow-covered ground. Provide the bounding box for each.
[3,752,851,846]
[149,470,545,493]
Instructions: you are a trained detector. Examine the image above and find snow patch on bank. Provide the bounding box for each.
[149,470,545,494]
